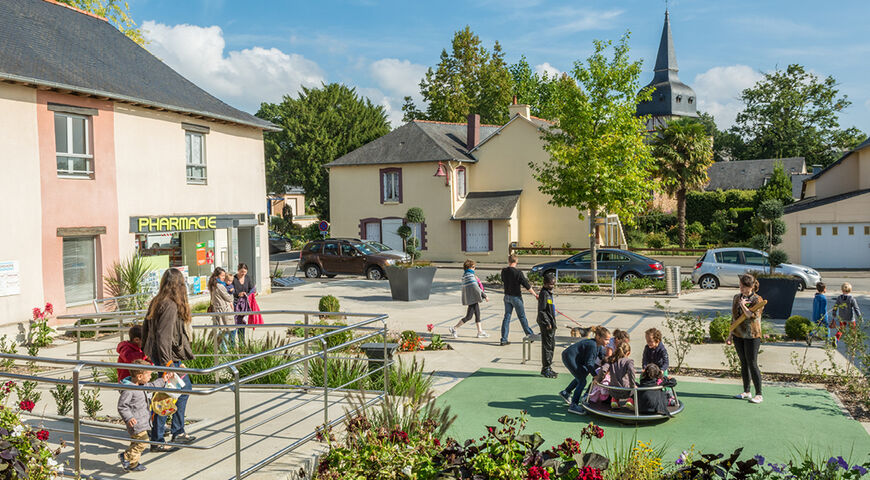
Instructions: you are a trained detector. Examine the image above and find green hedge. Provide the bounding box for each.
[686,189,757,225]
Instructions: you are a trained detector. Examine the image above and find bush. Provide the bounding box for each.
[485,273,503,285]
[74,318,97,339]
[785,315,812,340]
[645,232,668,249]
[319,295,341,314]
[686,189,757,225]
[191,301,210,314]
[709,313,731,343]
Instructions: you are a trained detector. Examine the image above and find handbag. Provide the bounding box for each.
[150,372,185,416]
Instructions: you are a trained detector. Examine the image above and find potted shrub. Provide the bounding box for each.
[751,200,799,319]
[385,208,437,301]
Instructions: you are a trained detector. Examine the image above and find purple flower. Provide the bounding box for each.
[852,465,868,475]
[838,457,849,470]
[754,455,765,466]
[768,463,785,474]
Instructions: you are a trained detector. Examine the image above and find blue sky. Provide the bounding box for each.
[130,0,870,131]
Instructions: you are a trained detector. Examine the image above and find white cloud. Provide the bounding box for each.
[548,8,624,34]
[693,65,764,129]
[534,62,561,78]
[367,58,428,127]
[142,21,325,112]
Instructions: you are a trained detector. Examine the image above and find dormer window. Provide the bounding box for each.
[659,94,665,102]
[688,96,694,104]
[675,95,682,103]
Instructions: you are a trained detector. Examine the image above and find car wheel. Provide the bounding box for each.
[620,271,639,282]
[366,266,384,280]
[699,275,719,290]
[795,278,806,291]
[284,243,293,253]
[304,264,321,278]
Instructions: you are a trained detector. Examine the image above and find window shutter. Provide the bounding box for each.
[379,169,385,204]
[488,221,493,251]
[461,221,467,252]
[397,169,403,203]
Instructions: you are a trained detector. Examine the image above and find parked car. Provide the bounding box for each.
[268,231,292,254]
[364,241,411,262]
[299,238,399,280]
[691,247,822,290]
[529,248,664,281]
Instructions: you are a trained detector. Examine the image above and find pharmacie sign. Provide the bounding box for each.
[130,214,255,233]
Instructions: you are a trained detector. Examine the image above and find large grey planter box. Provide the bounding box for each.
[385,266,437,301]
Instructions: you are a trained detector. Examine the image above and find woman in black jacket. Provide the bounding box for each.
[142,268,196,451]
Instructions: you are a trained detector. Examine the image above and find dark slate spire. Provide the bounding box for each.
[637,10,698,122]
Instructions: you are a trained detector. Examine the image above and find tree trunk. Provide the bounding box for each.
[677,188,687,248]
[589,208,597,283]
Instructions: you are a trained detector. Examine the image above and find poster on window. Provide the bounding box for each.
[196,242,206,266]
[0,261,20,297]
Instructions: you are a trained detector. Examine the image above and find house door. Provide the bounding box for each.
[365,222,381,242]
[381,219,404,252]
[465,220,490,252]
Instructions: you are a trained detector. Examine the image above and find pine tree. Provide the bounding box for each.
[756,162,794,205]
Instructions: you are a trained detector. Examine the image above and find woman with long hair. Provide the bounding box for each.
[727,273,765,404]
[231,263,255,346]
[141,268,196,451]
[208,267,233,352]
[559,326,611,415]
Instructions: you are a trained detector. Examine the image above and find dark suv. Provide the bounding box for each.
[300,238,399,280]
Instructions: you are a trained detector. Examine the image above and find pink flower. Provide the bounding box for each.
[36,429,49,441]
[44,303,54,315]
[577,466,603,480]
[426,324,434,332]
[19,400,35,412]
[526,466,550,480]
[32,308,43,320]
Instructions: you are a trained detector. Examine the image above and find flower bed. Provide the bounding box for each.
[0,381,64,479]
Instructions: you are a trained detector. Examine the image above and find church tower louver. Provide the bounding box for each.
[636,10,698,130]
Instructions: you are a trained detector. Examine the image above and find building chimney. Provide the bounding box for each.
[812,164,823,174]
[467,113,480,150]
[508,102,530,119]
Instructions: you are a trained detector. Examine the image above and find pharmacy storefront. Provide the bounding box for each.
[130,214,263,295]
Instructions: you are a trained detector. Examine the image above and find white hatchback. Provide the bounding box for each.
[691,247,822,291]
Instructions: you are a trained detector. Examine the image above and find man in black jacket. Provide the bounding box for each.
[537,273,558,378]
[499,255,537,346]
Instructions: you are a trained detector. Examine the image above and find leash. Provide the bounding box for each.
[555,308,583,327]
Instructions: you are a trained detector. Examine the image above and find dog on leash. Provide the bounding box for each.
[569,326,592,338]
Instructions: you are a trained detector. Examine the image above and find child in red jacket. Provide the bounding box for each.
[116,326,148,381]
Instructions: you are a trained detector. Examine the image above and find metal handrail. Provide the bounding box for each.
[0,309,392,479]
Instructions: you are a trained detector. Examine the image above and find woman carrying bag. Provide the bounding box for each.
[142,268,197,451]
[208,267,234,352]
[231,263,255,346]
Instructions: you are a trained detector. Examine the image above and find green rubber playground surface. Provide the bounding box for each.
[436,368,870,463]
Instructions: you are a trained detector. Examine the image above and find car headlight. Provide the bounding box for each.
[531,266,541,272]
[804,269,819,276]
[385,259,396,265]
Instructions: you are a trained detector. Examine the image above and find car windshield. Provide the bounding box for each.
[353,243,377,255]
[367,241,390,251]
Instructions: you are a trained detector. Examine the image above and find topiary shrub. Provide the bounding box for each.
[709,313,731,343]
[785,315,812,340]
[319,295,340,314]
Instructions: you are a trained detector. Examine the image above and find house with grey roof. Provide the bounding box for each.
[324,103,617,263]
[704,157,807,198]
[0,0,275,321]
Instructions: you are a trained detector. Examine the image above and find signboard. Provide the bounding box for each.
[129,214,257,233]
[196,242,207,266]
[0,261,20,297]
[318,221,330,232]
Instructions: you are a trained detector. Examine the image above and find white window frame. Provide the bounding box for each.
[62,236,98,306]
[55,112,93,178]
[456,167,467,199]
[186,131,207,184]
[383,171,400,202]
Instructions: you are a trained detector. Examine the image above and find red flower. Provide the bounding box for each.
[426,324,434,332]
[36,430,49,441]
[32,308,43,320]
[19,400,35,412]
[433,438,441,447]
[44,303,54,315]
[526,466,550,480]
[577,466,603,480]
[594,426,604,439]
[389,429,409,444]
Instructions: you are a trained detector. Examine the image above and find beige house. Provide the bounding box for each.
[0,0,274,323]
[326,104,624,262]
[783,139,870,268]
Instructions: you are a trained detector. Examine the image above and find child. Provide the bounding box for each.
[116,326,147,382]
[449,260,489,339]
[642,328,669,376]
[833,282,862,346]
[599,342,637,410]
[117,359,165,472]
[605,329,630,358]
[536,273,558,378]
[224,273,235,295]
[812,282,830,345]
[559,326,610,415]
[637,364,677,417]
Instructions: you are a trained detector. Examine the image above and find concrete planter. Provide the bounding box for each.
[385,266,437,301]
[756,276,799,319]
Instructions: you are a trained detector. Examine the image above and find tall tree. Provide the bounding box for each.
[651,118,715,247]
[509,57,576,120]
[756,161,794,205]
[732,64,865,167]
[402,26,513,124]
[531,34,655,274]
[256,84,390,220]
[696,111,747,162]
[57,0,144,45]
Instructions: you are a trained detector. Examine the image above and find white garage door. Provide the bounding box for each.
[800,223,870,269]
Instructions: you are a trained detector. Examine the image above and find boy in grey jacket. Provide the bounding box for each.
[833,282,863,345]
[118,359,165,472]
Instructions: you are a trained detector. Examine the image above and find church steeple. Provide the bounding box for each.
[637,10,698,126]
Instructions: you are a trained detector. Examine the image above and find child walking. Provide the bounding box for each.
[537,273,558,378]
[812,282,831,345]
[116,326,147,382]
[450,260,489,339]
[833,282,862,346]
[559,326,610,415]
[117,359,165,472]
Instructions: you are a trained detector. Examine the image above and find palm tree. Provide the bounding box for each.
[651,118,714,247]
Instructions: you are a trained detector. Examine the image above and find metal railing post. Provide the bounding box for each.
[214,327,221,384]
[75,329,81,361]
[321,337,328,425]
[382,321,389,396]
[72,364,83,475]
[231,365,241,480]
[303,314,310,385]
[611,271,615,300]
